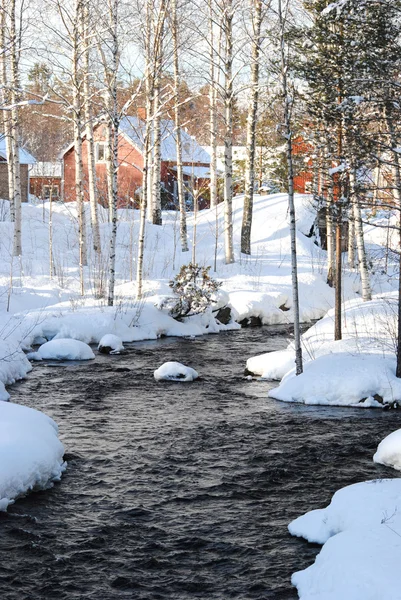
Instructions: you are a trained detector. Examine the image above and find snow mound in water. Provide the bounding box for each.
[0,402,66,510]
[154,361,199,382]
[289,479,401,599]
[374,429,401,471]
[246,349,295,380]
[37,338,95,361]
[268,353,401,407]
[98,334,125,354]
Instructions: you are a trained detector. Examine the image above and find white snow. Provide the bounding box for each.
[249,293,401,407]
[289,479,401,600]
[154,361,199,382]
[374,429,401,471]
[0,401,66,510]
[98,333,125,354]
[35,338,95,361]
[269,353,401,407]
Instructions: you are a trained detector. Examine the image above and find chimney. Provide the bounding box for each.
[137,107,146,121]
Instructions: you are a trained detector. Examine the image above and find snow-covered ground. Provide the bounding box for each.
[289,479,401,600]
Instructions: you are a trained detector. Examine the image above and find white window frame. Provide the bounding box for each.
[96,142,107,162]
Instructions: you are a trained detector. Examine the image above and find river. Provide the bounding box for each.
[3,325,401,599]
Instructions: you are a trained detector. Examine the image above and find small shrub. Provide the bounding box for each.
[158,263,222,320]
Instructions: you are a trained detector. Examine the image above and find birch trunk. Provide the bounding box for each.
[171,0,188,252]
[151,0,166,226]
[106,0,119,307]
[351,175,371,301]
[326,168,335,287]
[10,0,22,256]
[347,201,355,268]
[0,2,15,222]
[152,80,162,225]
[73,0,87,295]
[241,0,262,256]
[137,128,150,300]
[49,185,54,278]
[223,0,234,264]
[278,0,302,375]
[209,0,218,209]
[83,2,101,255]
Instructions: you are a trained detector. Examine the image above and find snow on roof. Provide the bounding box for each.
[30,161,62,177]
[0,135,36,165]
[120,116,211,164]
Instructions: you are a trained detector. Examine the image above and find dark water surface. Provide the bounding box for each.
[3,326,401,600]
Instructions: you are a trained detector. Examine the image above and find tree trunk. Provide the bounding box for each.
[0,3,15,223]
[223,0,234,264]
[106,0,119,307]
[209,0,218,209]
[171,0,188,252]
[350,170,371,301]
[83,2,101,255]
[73,0,87,296]
[10,0,22,257]
[278,0,302,375]
[326,162,335,287]
[241,0,262,256]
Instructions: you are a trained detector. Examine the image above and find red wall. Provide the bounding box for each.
[63,126,144,207]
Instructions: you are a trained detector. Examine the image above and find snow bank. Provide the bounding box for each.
[36,338,95,361]
[0,402,66,510]
[154,361,199,382]
[98,334,125,354]
[269,353,401,407]
[247,294,401,406]
[289,479,401,599]
[0,338,32,401]
[374,429,401,471]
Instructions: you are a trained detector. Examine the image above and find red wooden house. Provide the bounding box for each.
[30,162,62,199]
[61,115,211,208]
[292,137,314,194]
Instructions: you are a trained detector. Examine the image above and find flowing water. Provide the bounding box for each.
[2,326,401,600]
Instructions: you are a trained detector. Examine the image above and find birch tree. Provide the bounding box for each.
[222,0,234,264]
[82,1,101,255]
[170,0,188,252]
[277,0,303,375]
[241,0,263,255]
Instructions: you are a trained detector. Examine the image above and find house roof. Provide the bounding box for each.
[30,161,62,177]
[0,135,36,164]
[119,116,211,164]
[60,117,211,165]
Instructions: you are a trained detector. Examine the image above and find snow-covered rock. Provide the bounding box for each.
[289,479,401,599]
[269,353,401,407]
[374,429,401,471]
[36,338,95,361]
[0,402,66,510]
[154,361,199,382]
[98,334,125,354]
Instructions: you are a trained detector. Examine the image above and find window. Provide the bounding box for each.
[43,185,59,198]
[96,142,107,162]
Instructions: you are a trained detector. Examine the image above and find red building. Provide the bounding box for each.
[292,137,314,194]
[61,116,211,208]
[30,162,62,199]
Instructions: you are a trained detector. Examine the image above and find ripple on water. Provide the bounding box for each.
[3,326,401,600]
